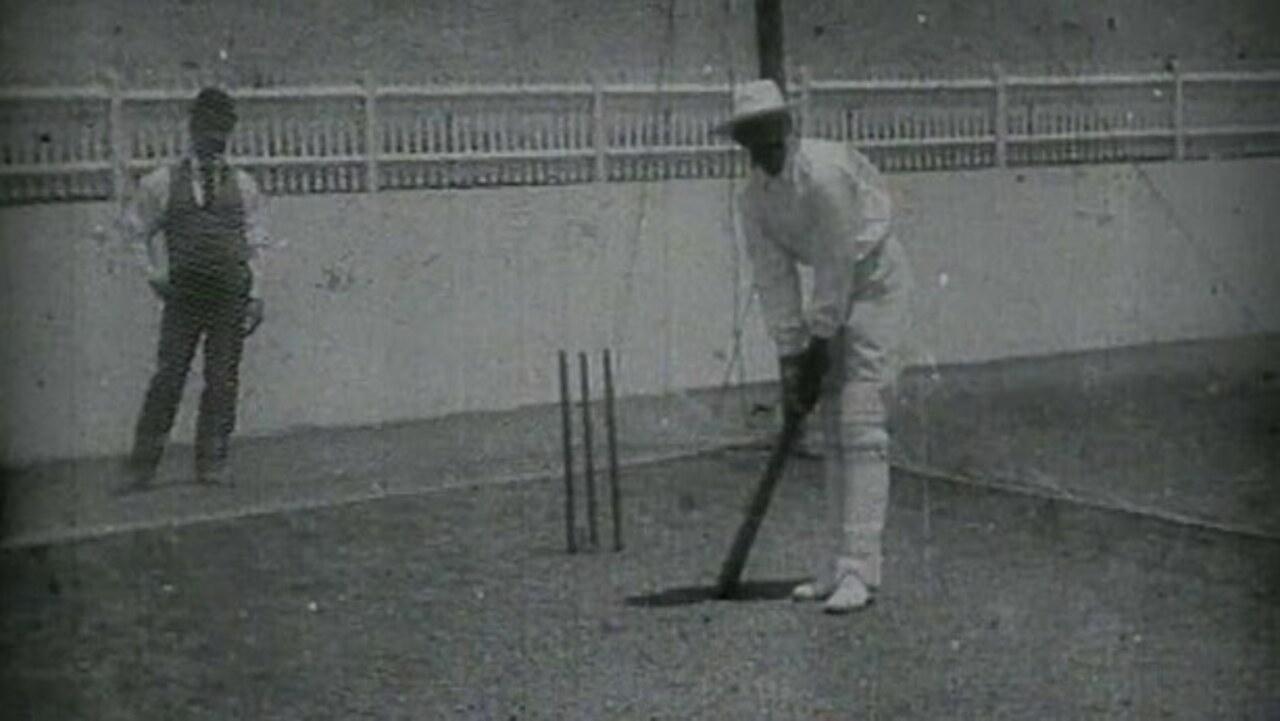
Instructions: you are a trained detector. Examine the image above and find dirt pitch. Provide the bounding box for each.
[3,447,1278,720]
[4,336,1279,720]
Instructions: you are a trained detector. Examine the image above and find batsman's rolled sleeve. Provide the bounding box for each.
[234,169,271,299]
[742,197,808,356]
[805,168,861,340]
[121,166,172,283]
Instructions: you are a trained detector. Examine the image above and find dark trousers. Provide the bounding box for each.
[132,282,247,474]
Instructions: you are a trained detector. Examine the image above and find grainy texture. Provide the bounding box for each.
[2,336,1277,719]
[2,455,1277,720]
[6,163,1280,465]
[1,0,1278,86]
[3,3,1279,718]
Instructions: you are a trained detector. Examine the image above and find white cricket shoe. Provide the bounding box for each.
[823,571,873,614]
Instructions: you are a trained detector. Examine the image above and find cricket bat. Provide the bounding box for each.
[715,411,805,599]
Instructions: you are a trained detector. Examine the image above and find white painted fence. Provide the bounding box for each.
[2,65,1279,204]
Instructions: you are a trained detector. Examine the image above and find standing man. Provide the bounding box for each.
[120,87,270,488]
[720,80,913,613]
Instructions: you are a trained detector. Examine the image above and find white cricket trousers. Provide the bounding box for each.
[814,234,912,588]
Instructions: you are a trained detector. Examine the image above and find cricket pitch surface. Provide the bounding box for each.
[3,336,1278,719]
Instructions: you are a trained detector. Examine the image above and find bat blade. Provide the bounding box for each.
[715,413,804,599]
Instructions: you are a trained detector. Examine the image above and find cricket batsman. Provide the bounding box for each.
[719,80,913,613]
[118,87,271,488]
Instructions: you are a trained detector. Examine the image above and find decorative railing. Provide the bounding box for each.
[2,66,1278,204]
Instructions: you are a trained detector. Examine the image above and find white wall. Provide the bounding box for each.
[897,161,1280,364]
[3,159,1278,466]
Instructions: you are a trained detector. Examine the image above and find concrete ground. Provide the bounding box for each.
[2,335,1278,719]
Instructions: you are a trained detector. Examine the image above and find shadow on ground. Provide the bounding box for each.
[1,336,1278,718]
[3,449,1277,720]
[625,579,808,607]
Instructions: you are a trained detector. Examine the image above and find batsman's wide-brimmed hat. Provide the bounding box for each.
[713,79,795,135]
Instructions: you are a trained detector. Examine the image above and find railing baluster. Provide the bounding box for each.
[1,71,1277,204]
[993,63,1008,167]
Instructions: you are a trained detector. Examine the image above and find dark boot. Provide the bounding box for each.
[122,437,164,492]
[195,436,232,486]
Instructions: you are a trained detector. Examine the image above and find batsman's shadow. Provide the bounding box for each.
[625,578,808,607]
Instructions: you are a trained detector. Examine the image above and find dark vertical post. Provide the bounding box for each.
[579,352,599,548]
[558,351,576,553]
[603,349,622,551]
[756,0,786,92]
